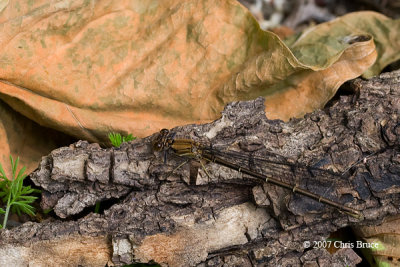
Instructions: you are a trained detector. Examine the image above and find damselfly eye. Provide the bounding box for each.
[160,128,169,135]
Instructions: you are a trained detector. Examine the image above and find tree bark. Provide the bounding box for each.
[1,70,400,267]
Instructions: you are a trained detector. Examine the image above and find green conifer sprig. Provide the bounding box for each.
[0,156,40,229]
[108,132,136,147]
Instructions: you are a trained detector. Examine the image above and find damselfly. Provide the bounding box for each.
[153,129,362,218]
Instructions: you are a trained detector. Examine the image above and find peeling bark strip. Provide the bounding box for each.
[1,70,400,266]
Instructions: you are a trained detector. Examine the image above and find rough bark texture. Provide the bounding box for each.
[1,70,400,267]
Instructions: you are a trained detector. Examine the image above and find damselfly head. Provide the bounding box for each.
[152,129,172,151]
[160,128,170,136]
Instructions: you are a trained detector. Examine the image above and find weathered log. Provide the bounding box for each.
[1,69,400,267]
